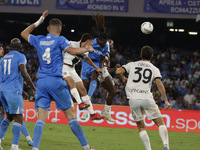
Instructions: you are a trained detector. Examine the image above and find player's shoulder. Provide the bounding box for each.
[14,51,26,58]
[59,36,70,43]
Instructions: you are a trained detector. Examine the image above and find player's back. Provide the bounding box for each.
[124,60,162,100]
[0,50,26,93]
[29,33,71,78]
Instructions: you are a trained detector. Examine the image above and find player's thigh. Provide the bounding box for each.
[48,78,74,110]
[69,69,82,83]
[35,79,51,110]
[62,107,76,120]
[2,91,23,114]
[101,75,115,93]
[143,99,162,120]
[129,99,144,121]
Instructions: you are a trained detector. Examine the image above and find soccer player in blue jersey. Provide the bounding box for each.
[0,45,33,148]
[21,10,94,150]
[0,39,36,150]
[81,14,115,122]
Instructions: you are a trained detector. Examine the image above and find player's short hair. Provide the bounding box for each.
[9,38,22,50]
[80,33,94,42]
[141,46,153,60]
[49,18,62,27]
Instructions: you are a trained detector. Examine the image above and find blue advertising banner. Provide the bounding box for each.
[0,0,41,6]
[56,0,129,12]
[144,0,200,15]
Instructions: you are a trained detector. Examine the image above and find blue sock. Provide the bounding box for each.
[0,116,5,124]
[12,122,22,145]
[69,118,88,146]
[0,118,11,139]
[88,80,97,97]
[21,121,30,137]
[33,120,45,148]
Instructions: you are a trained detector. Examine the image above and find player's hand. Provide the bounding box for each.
[42,10,48,18]
[165,101,171,110]
[96,68,102,74]
[105,59,110,67]
[123,77,127,84]
[85,45,94,52]
[32,90,36,98]
[0,106,5,117]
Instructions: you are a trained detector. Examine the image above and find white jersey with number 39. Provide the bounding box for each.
[123,60,162,100]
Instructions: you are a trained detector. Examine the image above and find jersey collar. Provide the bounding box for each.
[47,33,58,38]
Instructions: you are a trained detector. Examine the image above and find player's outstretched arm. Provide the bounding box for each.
[116,67,127,83]
[19,64,36,94]
[84,57,102,74]
[65,45,94,55]
[21,10,48,42]
[155,78,171,110]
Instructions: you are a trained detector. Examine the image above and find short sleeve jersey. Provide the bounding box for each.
[87,38,109,62]
[29,33,71,78]
[64,41,88,65]
[0,50,26,93]
[123,60,162,100]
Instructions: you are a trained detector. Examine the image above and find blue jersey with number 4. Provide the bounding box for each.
[0,50,26,93]
[29,33,71,78]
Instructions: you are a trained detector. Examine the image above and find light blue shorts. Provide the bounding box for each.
[35,77,73,110]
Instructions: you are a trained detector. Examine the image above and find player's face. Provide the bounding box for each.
[0,47,4,57]
[86,39,93,46]
[97,39,107,48]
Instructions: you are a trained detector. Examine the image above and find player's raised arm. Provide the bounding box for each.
[21,10,48,42]
[155,78,171,110]
[65,45,94,55]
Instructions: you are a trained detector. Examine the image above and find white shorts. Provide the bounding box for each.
[102,67,110,78]
[129,99,161,122]
[62,64,82,83]
[97,67,115,85]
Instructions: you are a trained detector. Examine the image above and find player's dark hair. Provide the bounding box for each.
[80,33,94,42]
[92,13,109,40]
[9,38,22,50]
[141,46,153,60]
[49,18,62,27]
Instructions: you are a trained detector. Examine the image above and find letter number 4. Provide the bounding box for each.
[42,48,51,64]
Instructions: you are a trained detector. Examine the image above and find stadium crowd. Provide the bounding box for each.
[1,41,200,110]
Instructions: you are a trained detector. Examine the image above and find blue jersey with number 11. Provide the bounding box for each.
[29,33,71,78]
[0,50,26,93]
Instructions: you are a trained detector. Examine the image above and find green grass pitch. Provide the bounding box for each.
[1,122,199,150]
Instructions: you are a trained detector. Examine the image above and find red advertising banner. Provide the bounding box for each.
[23,101,200,133]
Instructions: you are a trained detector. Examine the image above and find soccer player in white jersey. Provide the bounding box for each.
[116,46,171,150]
[63,33,105,120]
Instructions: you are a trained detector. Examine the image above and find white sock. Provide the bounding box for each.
[32,148,39,150]
[82,95,94,114]
[26,135,32,141]
[70,88,82,104]
[159,125,169,149]
[139,130,152,150]
[104,104,111,112]
[82,144,90,150]
[11,144,18,149]
[0,139,1,145]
